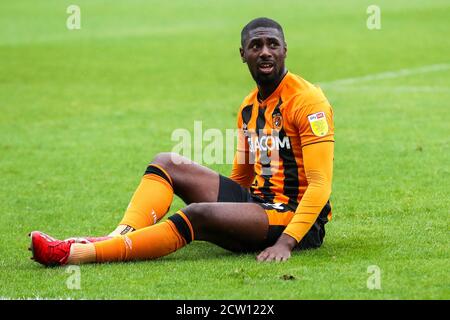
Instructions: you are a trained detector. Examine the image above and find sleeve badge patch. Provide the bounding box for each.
[308,111,328,137]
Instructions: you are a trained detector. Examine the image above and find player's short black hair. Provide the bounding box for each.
[241,17,285,47]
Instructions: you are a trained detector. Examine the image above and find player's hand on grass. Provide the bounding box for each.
[256,233,297,262]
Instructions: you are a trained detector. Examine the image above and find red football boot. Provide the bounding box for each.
[29,231,72,267]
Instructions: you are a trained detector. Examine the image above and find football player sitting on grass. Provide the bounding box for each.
[29,17,335,265]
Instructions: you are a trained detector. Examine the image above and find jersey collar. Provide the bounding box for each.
[256,70,290,106]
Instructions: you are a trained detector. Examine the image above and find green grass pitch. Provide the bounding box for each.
[0,0,449,299]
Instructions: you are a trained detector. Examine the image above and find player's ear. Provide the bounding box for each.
[239,47,246,63]
[284,42,288,58]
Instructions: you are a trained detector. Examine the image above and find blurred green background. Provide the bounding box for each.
[0,0,449,299]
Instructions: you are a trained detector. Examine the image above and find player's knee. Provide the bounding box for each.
[183,203,212,229]
[152,152,173,170]
[151,152,186,174]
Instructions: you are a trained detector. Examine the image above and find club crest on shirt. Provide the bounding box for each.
[308,111,328,137]
[272,114,283,130]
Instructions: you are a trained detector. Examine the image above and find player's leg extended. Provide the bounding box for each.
[111,152,220,236]
[106,203,269,260]
[65,203,268,264]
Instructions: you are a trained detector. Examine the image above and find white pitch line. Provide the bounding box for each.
[323,85,450,93]
[320,63,450,86]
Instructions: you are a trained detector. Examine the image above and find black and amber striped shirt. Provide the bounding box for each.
[230,72,334,212]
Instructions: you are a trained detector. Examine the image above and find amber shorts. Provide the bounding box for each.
[217,175,330,250]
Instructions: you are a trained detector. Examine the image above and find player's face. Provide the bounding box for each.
[240,27,287,85]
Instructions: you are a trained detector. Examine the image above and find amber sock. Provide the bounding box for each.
[67,243,97,264]
[119,164,174,230]
[95,211,193,263]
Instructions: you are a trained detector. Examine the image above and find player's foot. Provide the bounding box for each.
[64,236,113,244]
[29,231,72,267]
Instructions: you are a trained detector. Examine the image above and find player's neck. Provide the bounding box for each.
[257,69,288,102]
